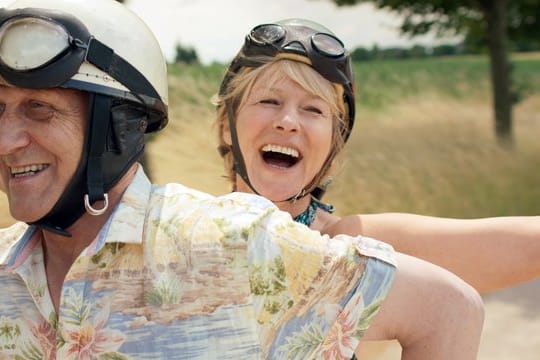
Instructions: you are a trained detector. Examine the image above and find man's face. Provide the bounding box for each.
[0,85,87,222]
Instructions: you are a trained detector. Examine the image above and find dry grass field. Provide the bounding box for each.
[336,95,540,359]
[1,55,539,358]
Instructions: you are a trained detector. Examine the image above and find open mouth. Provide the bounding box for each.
[10,164,49,178]
[261,144,301,168]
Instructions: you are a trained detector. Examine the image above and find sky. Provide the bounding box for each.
[126,0,457,64]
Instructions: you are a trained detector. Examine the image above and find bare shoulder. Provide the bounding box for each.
[361,252,484,359]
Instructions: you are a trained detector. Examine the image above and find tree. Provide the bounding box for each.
[174,43,200,64]
[330,0,540,144]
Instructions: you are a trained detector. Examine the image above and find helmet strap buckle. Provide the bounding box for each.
[84,193,109,216]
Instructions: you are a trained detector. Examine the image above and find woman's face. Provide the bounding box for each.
[224,74,334,201]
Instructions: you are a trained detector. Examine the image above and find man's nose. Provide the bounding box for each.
[0,110,31,155]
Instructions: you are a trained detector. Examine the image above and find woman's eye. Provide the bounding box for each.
[260,98,279,105]
[25,101,54,121]
[304,106,323,115]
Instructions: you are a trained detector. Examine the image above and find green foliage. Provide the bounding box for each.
[432,43,460,56]
[174,43,200,65]
[249,258,286,296]
[513,57,540,99]
[351,46,374,61]
[330,0,539,139]
[331,0,540,51]
[277,323,324,359]
[353,54,540,111]
[167,62,223,108]
[351,42,462,61]
[355,300,383,338]
[16,344,42,360]
[63,289,91,325]
[355,55,491,109]
[461,2,540,53]
[507,1,540,46]
[145,275,182,306]
[167,55,539,111]
[250,257,289,314]
[333,0,471,35]
[0,322,21,342]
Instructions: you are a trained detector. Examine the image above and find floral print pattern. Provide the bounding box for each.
[0,168,396,359]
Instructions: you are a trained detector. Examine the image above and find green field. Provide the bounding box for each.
[1,54,540,226]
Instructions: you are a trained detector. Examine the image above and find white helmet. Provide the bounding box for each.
[0,0,168,130]
[0,0,169,235]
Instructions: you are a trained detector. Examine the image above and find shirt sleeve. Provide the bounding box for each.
[249,203,397,359]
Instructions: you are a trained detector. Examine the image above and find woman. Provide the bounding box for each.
[215,18,540,295]
[213,19,487,359]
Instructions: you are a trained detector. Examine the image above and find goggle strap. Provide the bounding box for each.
[226,101,261,197]
[86,38,160,101]
[86,94,110,204]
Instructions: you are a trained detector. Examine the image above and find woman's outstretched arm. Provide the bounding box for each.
[328,214,540,293]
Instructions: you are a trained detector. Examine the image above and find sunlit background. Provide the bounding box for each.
[1,0,539,358]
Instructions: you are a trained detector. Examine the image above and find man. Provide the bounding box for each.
[0,0,483,359]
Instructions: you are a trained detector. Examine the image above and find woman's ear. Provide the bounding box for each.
[222,119,233,146]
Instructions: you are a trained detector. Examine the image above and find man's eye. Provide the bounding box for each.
[25,101,54,121]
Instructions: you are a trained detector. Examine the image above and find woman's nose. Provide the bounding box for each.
[273,107,299,132]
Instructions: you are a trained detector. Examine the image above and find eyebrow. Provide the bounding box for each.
[252,85,324,102]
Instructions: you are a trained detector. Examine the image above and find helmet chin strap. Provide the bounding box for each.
[28,94,110,237]
[226,100,333,204]
[28,93,152,237]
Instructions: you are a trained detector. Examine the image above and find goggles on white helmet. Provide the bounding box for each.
[0,7,166,132]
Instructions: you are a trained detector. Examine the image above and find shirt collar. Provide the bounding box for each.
[0,222,33,268]
[100,165,152,246]
[0,166,152,267]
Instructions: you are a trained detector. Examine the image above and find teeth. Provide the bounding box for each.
[10,164,48,177]
[262,144,299,158]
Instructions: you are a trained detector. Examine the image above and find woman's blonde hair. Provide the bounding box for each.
[214,56,348,191]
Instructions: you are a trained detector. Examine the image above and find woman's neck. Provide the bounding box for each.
[234,178,312,218]
[275,195,312,219]
[234,179,339,231]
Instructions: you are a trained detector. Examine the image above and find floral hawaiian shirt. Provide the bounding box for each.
[0,168,396,359]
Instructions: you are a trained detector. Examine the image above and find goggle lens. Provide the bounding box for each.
[311,33,344,57]
[249,24,345,59]
[250,24,286,45]
[0,18,69,71]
